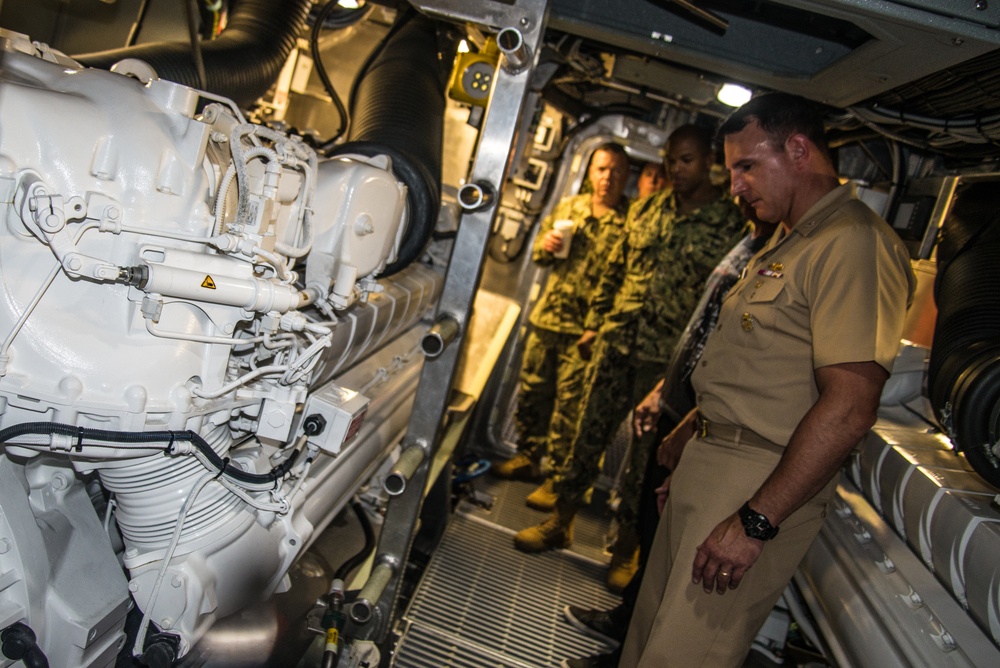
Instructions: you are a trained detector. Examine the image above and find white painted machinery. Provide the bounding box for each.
[0,30,441,666]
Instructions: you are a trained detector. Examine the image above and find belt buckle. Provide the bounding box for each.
[696,413,708,438]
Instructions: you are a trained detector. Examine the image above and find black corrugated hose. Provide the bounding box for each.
[73,0,312,109]
[928,181,1000,487]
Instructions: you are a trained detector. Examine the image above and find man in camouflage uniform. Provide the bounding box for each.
[514,126,746,562]
[494,143,630,510]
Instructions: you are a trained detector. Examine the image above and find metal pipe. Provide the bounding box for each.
[672,0,729,32]
[421,315,460,358]
[457,182,496,212]
[497,27,531,73]
[383,444,427,496]
[349,561,396,625]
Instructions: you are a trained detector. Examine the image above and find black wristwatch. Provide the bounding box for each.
[738,502,779,541]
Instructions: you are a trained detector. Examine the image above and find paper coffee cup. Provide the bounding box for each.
[552,219,575,259]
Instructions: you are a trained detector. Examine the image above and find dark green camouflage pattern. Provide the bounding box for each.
[557,191,745,505]
[513,329,589,467]
[585,190,746,362]
[513,193,628,460]
[552,340,661,503]
[529,194,629,336]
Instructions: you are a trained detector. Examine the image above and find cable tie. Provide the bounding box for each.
[76,427,85,452]
[166,433,176,454]
[214,457,230,481]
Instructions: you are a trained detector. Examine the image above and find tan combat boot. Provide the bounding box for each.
[514,500,577,552]
[606,527,639,593]
[525,479,558,511]
[492,453,541,481]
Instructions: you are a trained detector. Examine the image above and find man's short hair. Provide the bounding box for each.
[718,92,832,162]
[668,124,714,157]
[593,141,628,162]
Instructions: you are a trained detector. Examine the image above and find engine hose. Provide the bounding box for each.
[328,12,456,276]
[0,422,299,487]
[73,0,312,109]
[928,181,1000,486]
[333,500,377,582]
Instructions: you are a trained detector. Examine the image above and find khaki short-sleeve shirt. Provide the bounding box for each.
[692,183,916,446]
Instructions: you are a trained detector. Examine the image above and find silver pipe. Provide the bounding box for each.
[383,444,427,496]
[421,315,460,358]
[350,560,396,624]
[497,27,531,73]
[457,181,496,212]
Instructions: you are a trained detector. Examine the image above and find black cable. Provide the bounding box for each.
[125,0,153,47]
[333,499,377,581]
[311,1,350,143]
[0,422,299,487]
[308,1,373,29]
[318,0,414,157]
[185,0,208,90]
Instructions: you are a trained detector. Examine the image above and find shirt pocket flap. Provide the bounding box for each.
[746,279,785,304]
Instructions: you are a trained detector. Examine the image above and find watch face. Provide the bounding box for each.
[740,503,778,540]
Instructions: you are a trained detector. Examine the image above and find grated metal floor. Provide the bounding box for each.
[394,481,621,668]
[461,477,614,564]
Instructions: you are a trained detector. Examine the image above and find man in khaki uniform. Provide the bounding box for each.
[494,143,630,510]
[618,93,916,668]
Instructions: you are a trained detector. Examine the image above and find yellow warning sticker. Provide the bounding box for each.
[201,275,217,289]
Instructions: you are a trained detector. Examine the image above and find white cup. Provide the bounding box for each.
[552,219,575,259]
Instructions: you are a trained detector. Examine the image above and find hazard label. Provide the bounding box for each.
[201,275,217,289]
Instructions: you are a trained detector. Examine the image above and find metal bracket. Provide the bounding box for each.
[344,0,550,644]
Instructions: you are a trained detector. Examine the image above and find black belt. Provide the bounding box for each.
[695,412,783,452]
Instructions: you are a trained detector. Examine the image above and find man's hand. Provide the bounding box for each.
[541,230,565,254]
[657,409,697,469]
[691,513,764,594]
[576,330,598,360]
[633,380,665,437]
[655,475,672,515]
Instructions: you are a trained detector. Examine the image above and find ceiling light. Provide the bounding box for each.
[717,83,752,107]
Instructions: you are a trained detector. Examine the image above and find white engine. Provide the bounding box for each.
[0,30,437,665]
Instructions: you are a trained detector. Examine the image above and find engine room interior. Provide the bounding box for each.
[0,1,999,667]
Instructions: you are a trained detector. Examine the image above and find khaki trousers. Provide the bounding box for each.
[619,432,835,668]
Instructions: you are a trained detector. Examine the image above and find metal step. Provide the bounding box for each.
[395,510,620,668]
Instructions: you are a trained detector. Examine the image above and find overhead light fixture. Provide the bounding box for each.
[717,83,752,107]
[337,0,361,8]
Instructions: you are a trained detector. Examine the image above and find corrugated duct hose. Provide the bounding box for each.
[327,9,454,277]
[72,0,312,109]
[927,181,1000,488]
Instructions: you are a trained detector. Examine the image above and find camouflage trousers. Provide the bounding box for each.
[554,336,662,519]
[513,328,589,469]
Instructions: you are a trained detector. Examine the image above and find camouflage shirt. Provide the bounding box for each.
[529,194,630,335]
[584,189,746,363]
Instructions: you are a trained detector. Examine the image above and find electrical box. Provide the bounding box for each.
[303,381,370,455]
